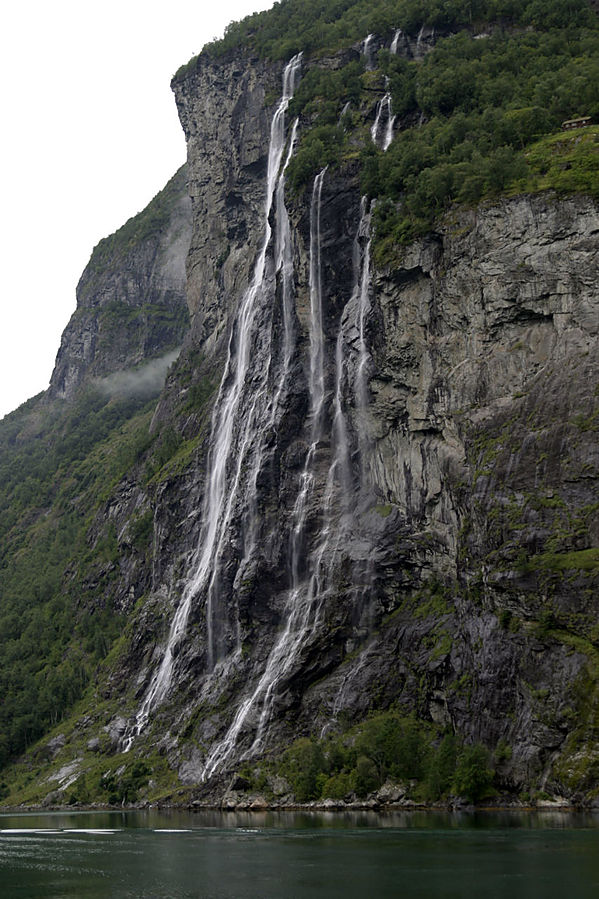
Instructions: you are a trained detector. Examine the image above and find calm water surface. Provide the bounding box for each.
[1,808,599,898]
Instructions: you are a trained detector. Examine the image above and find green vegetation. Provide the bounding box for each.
[261,711,496,803]
[0,333,220,778]
[521,548,599,572]
[174,0,597,70]
[177,0,598,257]
[364,25,599,251]
[0,389,156,769]
[97,760,152,805]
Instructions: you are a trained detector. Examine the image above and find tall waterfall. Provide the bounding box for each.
[333,197,373,478]
[241,117,299,566]
[355,201,373,428]
[122,54,302,752]
[390,29,402,54]
[202,167,329,779]
[202,182,376,779]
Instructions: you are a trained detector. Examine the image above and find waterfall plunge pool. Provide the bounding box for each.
[2,808,599,897]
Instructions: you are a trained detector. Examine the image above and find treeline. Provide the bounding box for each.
[241,711,499,803]
[173,0,597,72]
[366,26,599,248]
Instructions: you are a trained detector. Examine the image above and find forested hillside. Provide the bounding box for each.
[176,0,599,253]
[0,171,190,780]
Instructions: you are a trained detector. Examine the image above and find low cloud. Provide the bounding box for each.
[95,348,181,399]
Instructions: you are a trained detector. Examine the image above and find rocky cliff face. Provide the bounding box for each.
[18,44,599,805]
[50,167,191,400]
[88,45,598,798]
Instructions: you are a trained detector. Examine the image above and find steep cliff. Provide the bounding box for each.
[3,0,599,808]
[50,167,191,400]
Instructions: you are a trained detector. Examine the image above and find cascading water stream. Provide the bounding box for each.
[328,198,368,504]
[315,199,373,736]
[390,28,402,54]
[202,184,377,780]
[362,33,375,69]
[329,197,373,484]
[308,168,327,434]
[371,94,395,151]
[241,118,299,565]
[338,101,351,126]
[383,105,396,151]
[202,168,329,779]
[355,208,373,434]
[264,197,375,740]
[122,54,302,752]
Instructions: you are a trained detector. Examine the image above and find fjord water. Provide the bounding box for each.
[2,810,599,898]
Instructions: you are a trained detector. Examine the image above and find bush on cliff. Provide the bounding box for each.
[272,711,497,803]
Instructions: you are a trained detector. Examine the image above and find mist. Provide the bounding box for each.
[96,348,181,400]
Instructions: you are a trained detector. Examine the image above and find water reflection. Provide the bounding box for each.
[2,808,599,899]
[2,806,599,832]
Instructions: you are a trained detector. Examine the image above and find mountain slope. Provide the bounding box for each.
[0,171,191,776]
[2,0,599,808]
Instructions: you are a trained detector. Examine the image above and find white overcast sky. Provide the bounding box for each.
[0,0,274,420]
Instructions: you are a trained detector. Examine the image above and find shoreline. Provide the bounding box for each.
[0,798,591,815]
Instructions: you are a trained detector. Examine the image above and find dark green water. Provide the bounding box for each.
[1,808,599,898]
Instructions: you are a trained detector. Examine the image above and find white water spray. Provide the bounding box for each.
[338,101,351,126]
[362,33,375,69]
[390,29,402,54]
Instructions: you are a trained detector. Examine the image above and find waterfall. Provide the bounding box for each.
[362,33,375,69]
[383,104,396,151]
[338,101,351,126]
[201,167,329,779]
[371,94,395,151]
[241,117,299,565]
[316,200,373,737]
[331,197,370,498]
[390,29,402,54]
[308,168,327,435]
[355,203,373,461]
[202,187,376,779]
[122,54,302,752]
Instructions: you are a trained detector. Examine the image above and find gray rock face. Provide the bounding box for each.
[71,51,599,801]
[49,167,191,400]
[172,53,279,355]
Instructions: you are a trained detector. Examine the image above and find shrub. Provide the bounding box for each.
[453,743,494,801]
[282,737,326,801]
